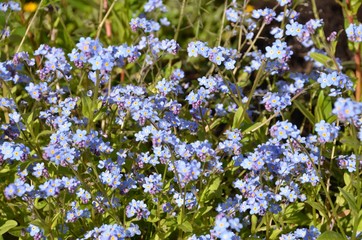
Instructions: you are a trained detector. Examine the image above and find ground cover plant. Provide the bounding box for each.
[0,0,362,239]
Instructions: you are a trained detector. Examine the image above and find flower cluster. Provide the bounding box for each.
[217,129,243,155]
[142,173,163,194]
[98,156,136,193]
[315,120,339,143]
[269,120,300,141]
[226,8,241,23]
[0,142,30,163]
[1,0,361,239]
[81,223,141,239]
[144,0,167,12]
[126,199,150,220]
[27,224,45,240]
[332,98,362,123]
[187,41,239,69]
[130,17,161,33]
[186,75,229,109]
[69,37,138,84]
[0,1,20,13]
[265,40,293,62]
[66,202,90,223]
[252,8,276,24]
[0,52,34,83]
[173,190,197,209]
[138,34,179,64]
[277,0,292,7]
[337,154,361,172]
[279,226,321,240]
[317,71,353,95]
[211,214,243,239]
[261,92,291,112]
[34,44,72,81]
[4,176,80,200]
[346,23,362,42]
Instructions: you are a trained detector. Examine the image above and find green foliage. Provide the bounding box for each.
[0,0,362,239]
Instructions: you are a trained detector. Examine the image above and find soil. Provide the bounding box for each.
[251,0,362,72]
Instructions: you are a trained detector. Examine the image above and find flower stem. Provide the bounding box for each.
[16,0,45,53]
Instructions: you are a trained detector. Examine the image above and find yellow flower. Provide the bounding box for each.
[23,2,38,12]
[245,4,255,13]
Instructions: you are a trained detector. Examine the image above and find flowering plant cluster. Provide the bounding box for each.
[0,0,362,239]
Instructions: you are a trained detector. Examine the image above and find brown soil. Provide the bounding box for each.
[251,0,362,71]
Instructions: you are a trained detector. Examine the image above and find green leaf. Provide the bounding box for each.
[283,212,310,225]
[338,187,359,215]
[315,91,332,122]
[237,71,250,87]
[242,122,263,135]
[294,100,315,124]
[0,166,10,174]
[11,85,17,94]
[200,177,221,202]
[317,231,344,240]
[8,226,23,237]
[315,91,324,122]
[93,110,106,122]
[36,130,53,143]
[34,199,47,210]
[329,30,343,55]
[29,219,43,229]
[327,114,337,123]
[270,229,282,239]
[340,136,361,149]
[26,111,34,126]
[209,118,222,130]
[251,215,257,234]
[178,221,193,233]
[51,213,60,230]
[232,106,244,129]
[284,203,305,217]
[336,195,346,207]
[343,172,351,186]
[350,0,362,14]
[306,201,329,219]
[0,220,18,236]
[81,94,92,119]
[357,211,362,231]
[310,52,335,69]
[195,206,213,219]
[147,216,160,223]
[207,177,221,194]
[147,81,157,94]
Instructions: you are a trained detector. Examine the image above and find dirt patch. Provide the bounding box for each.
[251,0,362,71]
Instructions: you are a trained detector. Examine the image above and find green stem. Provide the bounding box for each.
[174,0,187,42]
[243,83,318,135]
[1,80,43,158]
[193,0,202,39]
[96,0,118,39]
[239,21,266,63]
[241,61,266,121]
[217,0,228,47]
[16,0,45,53]
[350,125,361,240]
[206,0,228,75]
[265,212,270,240]
[87,71,101,133]
[310,0,341,72]
[294,140,347,238]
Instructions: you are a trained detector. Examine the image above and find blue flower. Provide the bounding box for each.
[346,23,362,42]
[285,21,303,37]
